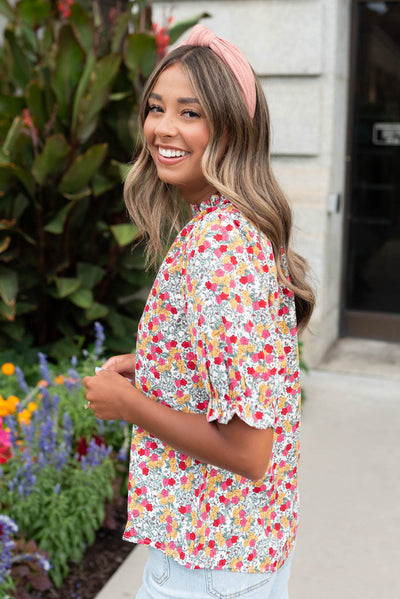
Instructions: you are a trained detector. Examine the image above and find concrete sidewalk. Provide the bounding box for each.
[96,339,400,599]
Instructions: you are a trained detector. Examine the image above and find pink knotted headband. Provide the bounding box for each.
[180,25,256,119]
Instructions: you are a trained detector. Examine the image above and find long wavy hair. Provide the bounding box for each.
[124,45,315,330]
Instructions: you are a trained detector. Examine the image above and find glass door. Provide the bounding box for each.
[343,1,400,340]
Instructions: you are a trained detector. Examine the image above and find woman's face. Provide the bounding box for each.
[143,63,216,206]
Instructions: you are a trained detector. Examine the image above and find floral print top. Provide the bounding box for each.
[123,194,301,573]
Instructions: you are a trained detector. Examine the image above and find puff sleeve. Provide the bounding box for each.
[182,214,288,429]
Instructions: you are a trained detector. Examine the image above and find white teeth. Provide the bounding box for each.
[159,148,188,158]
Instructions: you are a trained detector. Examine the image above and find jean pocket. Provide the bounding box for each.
[148,547,170,586]
[206,569,273,599]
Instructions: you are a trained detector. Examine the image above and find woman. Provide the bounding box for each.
[83,25,315,599]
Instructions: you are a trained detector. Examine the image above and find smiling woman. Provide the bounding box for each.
[82,24,315,599]
[143,63,215,206]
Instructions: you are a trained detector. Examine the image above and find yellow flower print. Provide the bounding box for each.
[281,515,289,528]
[216,531,226,547]
[278,321,289,335]
[1,362,15,376]
[283,419,292,433]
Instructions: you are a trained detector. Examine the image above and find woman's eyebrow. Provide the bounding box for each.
[148,92,200,104]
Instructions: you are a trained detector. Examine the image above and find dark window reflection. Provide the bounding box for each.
[346,2,400,314]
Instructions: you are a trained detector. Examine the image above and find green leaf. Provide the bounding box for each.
[62,187,91,201]
[51,24,86,120]
[0,298,16,321]
[2,115,23,156]
[55,277,81,298]
[0,0,14,21]
[0,148,10,164]
[32,134,70,185]
[0,264,18,306]
[168,13,211,45]
[69,288,93,308]
[26,82,47,130]
[110,223,138,247]
[110,159,131,182]
[4,29,31,89]
[73,53,122,143]
[85,302,109,321]
[44,201,76,234]
[0,163,35,198]
[124,33,157,78]
[0,93,24,123]
[1,319,24,340]
[18,0,51,27]
[111,10,131,53]
[58,143,108,195]
[71,52,96,137]
[69,2,94,55]
[77,262,105,290]
[92,172,114,196]
[12,194,29,220]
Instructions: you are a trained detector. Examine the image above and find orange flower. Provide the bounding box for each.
[18,409,31,426]
[5,396,19,414]
[1,362,15,376]
[37,379,49,388]
[55,375,64,385]
[0,400,8,417]
[27,401,38,414]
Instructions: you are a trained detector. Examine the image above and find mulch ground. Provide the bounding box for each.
[37,497,135,599]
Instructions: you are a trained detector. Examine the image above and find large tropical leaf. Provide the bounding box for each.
[32,133,70,184]
[58,144,108,196]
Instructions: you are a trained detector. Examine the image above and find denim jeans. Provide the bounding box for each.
[136,547,293,599]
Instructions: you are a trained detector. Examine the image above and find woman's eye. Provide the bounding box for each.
[182,110,201,118]
[148,104,163,113]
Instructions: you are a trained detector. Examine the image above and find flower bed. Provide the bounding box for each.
[0,324,130,597]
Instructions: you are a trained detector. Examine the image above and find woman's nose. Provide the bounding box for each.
[154,112,178,137]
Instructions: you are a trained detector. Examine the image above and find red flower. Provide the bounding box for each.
[58,0,73,19]
[76,434,105,460]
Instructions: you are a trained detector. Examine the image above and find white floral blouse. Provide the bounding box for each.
[124,194,301,574]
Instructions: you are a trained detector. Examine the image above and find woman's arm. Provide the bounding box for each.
[82,370,273,482]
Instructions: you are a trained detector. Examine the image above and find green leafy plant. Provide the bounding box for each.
[0,0,209,359]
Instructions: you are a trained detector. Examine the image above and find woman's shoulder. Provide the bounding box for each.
[188,194,268,249]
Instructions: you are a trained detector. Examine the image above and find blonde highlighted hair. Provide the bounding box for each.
[124,45,315,330]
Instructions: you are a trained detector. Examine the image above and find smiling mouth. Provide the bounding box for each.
[158,147,189,158]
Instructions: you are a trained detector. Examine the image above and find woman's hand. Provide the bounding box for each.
[82,370,134,421]
[101,353,136,382]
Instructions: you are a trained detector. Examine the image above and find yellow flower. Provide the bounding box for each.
[18,409,31,426]
[5,396,19,414]
[27,401,38,414]
[0,400,9,417]
[55,375,64,385]
[1,362,15,376]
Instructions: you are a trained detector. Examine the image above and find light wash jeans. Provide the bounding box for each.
[136,547,293,599]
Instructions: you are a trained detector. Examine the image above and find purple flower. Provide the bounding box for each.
[9,453,37,498]
[93,321,105,359]
[81,438,111,471]
[38,352,52,384]
[0,515,18,584]
[15,365,30,394]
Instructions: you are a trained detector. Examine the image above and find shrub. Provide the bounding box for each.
[0,0,209,359]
